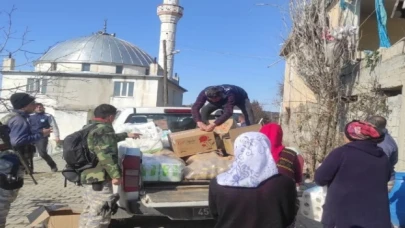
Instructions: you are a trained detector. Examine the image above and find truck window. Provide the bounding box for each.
[124,112,241,133]
[126,115,148,124]
[125,113,196,133]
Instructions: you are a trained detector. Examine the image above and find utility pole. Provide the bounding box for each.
[163,40,168,106]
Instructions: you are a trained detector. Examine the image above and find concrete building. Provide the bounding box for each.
[0,0,186,139]
[281,0,405,169]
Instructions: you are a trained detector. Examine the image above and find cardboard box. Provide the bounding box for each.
[223,138,234,155]
[228,124,262,143]
[169,129,217,157]
[27,204,81,228]
[221,124,262,155]
[209,118,237,136]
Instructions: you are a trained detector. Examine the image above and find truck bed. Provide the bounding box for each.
[142,181,210,207]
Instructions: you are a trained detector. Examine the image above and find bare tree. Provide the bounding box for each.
[0,6,89,112]
[280,0,389,176]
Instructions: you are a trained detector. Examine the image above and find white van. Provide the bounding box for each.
[111,107,243,222]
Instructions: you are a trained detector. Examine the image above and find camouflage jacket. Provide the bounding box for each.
[81,122,127,185]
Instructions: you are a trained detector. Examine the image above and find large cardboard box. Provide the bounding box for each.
[169,129,217,157]
[228,124,262,143]
[223,138,234,155]
[27,204,81,228]
[209,118,237,136]
[221,124,262,155]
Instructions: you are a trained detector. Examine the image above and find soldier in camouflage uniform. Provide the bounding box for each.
[0,93,51,228]
[79,104,140,228]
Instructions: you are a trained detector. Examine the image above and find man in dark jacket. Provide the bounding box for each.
[191,85,254,132]
[368,116,398,192]
[29,103,59,172]
[0,93,51,228]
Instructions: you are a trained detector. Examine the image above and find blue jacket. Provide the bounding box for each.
[378,129,398,180]
[6,110,42,147]
[28,112,59,138]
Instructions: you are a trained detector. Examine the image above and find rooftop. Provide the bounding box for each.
[36,30,154,68]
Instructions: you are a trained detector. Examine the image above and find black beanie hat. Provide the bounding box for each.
[10,93,35,109]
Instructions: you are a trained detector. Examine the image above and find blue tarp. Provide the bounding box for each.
[375,0,392,48]
[340,0,347,10]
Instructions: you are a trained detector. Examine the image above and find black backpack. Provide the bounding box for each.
[0,113,24,190]
[61,124,99,186]
[0,113,18,151]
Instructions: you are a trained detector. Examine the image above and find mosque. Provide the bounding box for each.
[0,0,186,138]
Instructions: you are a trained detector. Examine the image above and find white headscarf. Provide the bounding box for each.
[216,132,279,188]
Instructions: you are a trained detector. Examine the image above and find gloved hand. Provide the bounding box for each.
[100,193,121,217]
[110,193,120,215]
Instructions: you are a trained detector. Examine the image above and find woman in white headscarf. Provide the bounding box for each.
[209,132,297,228]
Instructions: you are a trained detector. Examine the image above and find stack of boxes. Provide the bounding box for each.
[169,119,262,157]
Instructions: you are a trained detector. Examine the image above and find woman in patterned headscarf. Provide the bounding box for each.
[209,132,297,228]
[315,120,391,228]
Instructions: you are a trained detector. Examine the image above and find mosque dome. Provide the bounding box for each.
[37,31,154,67]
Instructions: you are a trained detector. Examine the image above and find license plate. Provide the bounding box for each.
[192,207,211,219]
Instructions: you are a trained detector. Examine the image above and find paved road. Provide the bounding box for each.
[6,152,322,228]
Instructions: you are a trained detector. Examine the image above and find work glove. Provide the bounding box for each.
[99,193,121,217]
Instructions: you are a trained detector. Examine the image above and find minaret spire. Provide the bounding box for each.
[157,0,183,79]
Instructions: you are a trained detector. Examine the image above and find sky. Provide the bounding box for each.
[1,0,289,111]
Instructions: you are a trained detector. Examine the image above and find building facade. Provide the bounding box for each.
[281,0,405,169]
[0,0,186,139]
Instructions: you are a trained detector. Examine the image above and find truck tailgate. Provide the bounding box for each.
[142,185,209,208]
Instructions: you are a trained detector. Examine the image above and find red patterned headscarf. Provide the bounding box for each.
[344,120,385,143]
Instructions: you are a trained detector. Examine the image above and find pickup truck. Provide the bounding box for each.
[111,107,243,222]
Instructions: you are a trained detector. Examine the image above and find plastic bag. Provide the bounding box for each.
[141,154,160,182]
[184,152,234,180]
[156,154,185,182]
[115,123,134,134]
[141,150,186,182]
[125,122,163,154]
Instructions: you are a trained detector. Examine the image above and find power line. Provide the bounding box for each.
[179,47,277,60]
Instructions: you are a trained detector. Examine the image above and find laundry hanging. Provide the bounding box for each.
[375,0,392,48]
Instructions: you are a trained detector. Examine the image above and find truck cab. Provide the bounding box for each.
[112,107,243,221]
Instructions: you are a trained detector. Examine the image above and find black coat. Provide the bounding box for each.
[315,141,391,228]
[209,174,297,228]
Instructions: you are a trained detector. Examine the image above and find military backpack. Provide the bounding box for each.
[61,123,99,186]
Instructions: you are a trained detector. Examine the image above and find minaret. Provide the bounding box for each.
[157,0,183,79]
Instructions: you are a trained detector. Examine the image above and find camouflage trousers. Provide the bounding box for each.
[0,188,19,228]
[79,181,114,228]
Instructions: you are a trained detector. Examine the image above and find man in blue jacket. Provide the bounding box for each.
[29,103,59,172]
[368,116,398,192]
[191,85,254,132]
[0,93,52,228]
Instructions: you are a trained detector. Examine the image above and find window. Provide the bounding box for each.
[51,63,57,71]
[26,78,48,94]
[123,112,241,133]
[145,68,150,75]
[82,63,91,71]
[113,81,134,97]
[116,66,123,74]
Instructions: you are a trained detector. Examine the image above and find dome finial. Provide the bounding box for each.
[103,19,108,33]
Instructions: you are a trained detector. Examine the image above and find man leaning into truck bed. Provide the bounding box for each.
[191,84,254,132]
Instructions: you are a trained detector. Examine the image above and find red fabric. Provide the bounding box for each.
[93,117,109,123]
[260,123,285,162]
[345,121,382,141]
